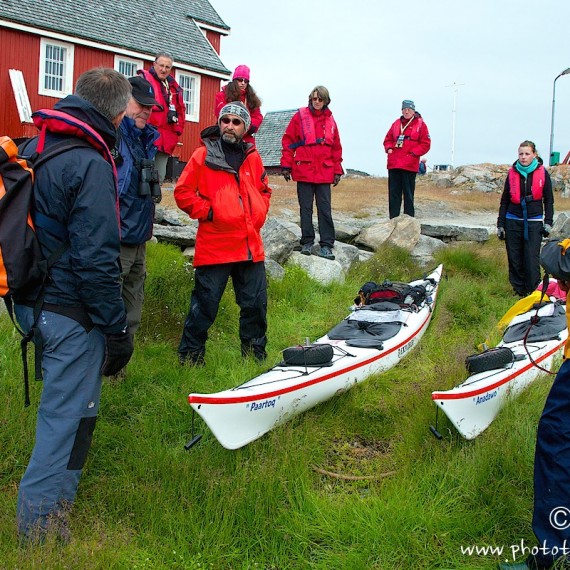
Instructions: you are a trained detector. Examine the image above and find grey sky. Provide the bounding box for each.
[211,0,570,176]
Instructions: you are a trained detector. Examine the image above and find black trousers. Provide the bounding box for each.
[296,182,335,248]
[505,218,542,296]
[388,168,417,218]
[529,359,570,569]
[178,261,268,357]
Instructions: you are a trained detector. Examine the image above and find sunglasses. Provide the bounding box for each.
[312,96,323,102]
[220,117,243,126]
[235,78,249,83]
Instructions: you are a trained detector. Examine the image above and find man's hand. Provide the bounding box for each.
[101,330,134,377]
[497,227,506,240]
[282,168,291,182]
[542,224,553,238]
[333,174,341,187]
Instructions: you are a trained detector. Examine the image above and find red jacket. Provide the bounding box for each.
[280,106,343,184]
[214,87,263,145]
[138,69,186,155]
[174,128,272,267]
[383,113,431,172]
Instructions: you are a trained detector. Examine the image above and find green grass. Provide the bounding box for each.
[0,238,551,569]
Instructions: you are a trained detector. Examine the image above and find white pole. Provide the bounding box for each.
[451,86,457,168]
[446,82,464,169]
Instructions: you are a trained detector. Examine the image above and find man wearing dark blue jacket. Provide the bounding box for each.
[115,76,160,345]
[14,68,133,542]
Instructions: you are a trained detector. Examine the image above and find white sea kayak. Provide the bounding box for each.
[431,299,567,440]
[188,264,443,449]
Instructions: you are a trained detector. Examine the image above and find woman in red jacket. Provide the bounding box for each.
[214,65,263,146]
[280,85,343,260]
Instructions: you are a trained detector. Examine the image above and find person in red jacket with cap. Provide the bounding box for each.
[214,65,263,146]
[138,51,186,181]
[383,100,431,219]
[175,101,272,366]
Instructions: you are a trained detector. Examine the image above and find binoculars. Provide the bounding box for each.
[138,159,161,202]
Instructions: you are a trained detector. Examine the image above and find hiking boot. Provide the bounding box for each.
[109,368,127,383]
[300,244,312,256]
[318,246,335,260]
[178,351,205,367]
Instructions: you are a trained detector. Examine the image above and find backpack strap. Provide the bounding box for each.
[14,137,93,406]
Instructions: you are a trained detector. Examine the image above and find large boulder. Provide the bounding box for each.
[153,224,197,247]
[261,217,300,264]
[355,215,421,251]
[411,235,447,266]
[551,212,570,239]
[333,242,362,273]
[420,223,490,243]
[549,165,570,197]
[287,253,345,285]
[265,259,286,281]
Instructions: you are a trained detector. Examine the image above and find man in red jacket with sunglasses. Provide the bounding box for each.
[174,102,272,366]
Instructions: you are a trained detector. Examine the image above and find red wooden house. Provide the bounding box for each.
[0,0,231,169]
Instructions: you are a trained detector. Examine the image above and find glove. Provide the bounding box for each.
[542,224,553,237]
[497,227,506,241]
[101,330,134,377]
[282,168,291,182]
[333,174,341,187]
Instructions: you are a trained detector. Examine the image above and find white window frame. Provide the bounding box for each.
[114,55,143,78]
[176,71,201,122]
[38,38,74,97]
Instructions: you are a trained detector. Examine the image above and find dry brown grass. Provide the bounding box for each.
[160,175,570,219]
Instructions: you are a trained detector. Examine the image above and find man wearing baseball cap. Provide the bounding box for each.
[174,101,272,366]
[111,76,161,375]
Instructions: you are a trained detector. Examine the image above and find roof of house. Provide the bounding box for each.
[186,0,229,30]
[255,109,297,167]
[0,0,231,76]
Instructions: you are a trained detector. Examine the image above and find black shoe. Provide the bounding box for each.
[300,244,312,256]
[109,368,127,383]
[178,351,205,367]
[318,246,335,260]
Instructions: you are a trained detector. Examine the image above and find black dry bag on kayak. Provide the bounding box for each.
[281,343,334,367]
[465,347,515,375]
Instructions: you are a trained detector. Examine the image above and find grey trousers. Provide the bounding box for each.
[14,305,104,539]
[119,242,147,337]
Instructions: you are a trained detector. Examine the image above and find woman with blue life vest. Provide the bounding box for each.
[497,140,554,297]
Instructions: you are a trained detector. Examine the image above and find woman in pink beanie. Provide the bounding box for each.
[214,64,263,145]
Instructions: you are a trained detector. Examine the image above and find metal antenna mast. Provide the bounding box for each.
[446,82,465,168]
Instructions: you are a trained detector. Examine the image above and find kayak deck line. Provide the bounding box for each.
[189,309,434,406]
[431,339,565,401]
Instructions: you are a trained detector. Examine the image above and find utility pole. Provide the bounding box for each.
[446,82,464,168]
[549,68,570,166]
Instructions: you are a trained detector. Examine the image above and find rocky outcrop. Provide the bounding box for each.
[423,163,570,195]
[151,206,491,285]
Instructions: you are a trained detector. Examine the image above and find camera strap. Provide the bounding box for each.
[399,117,414,136]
